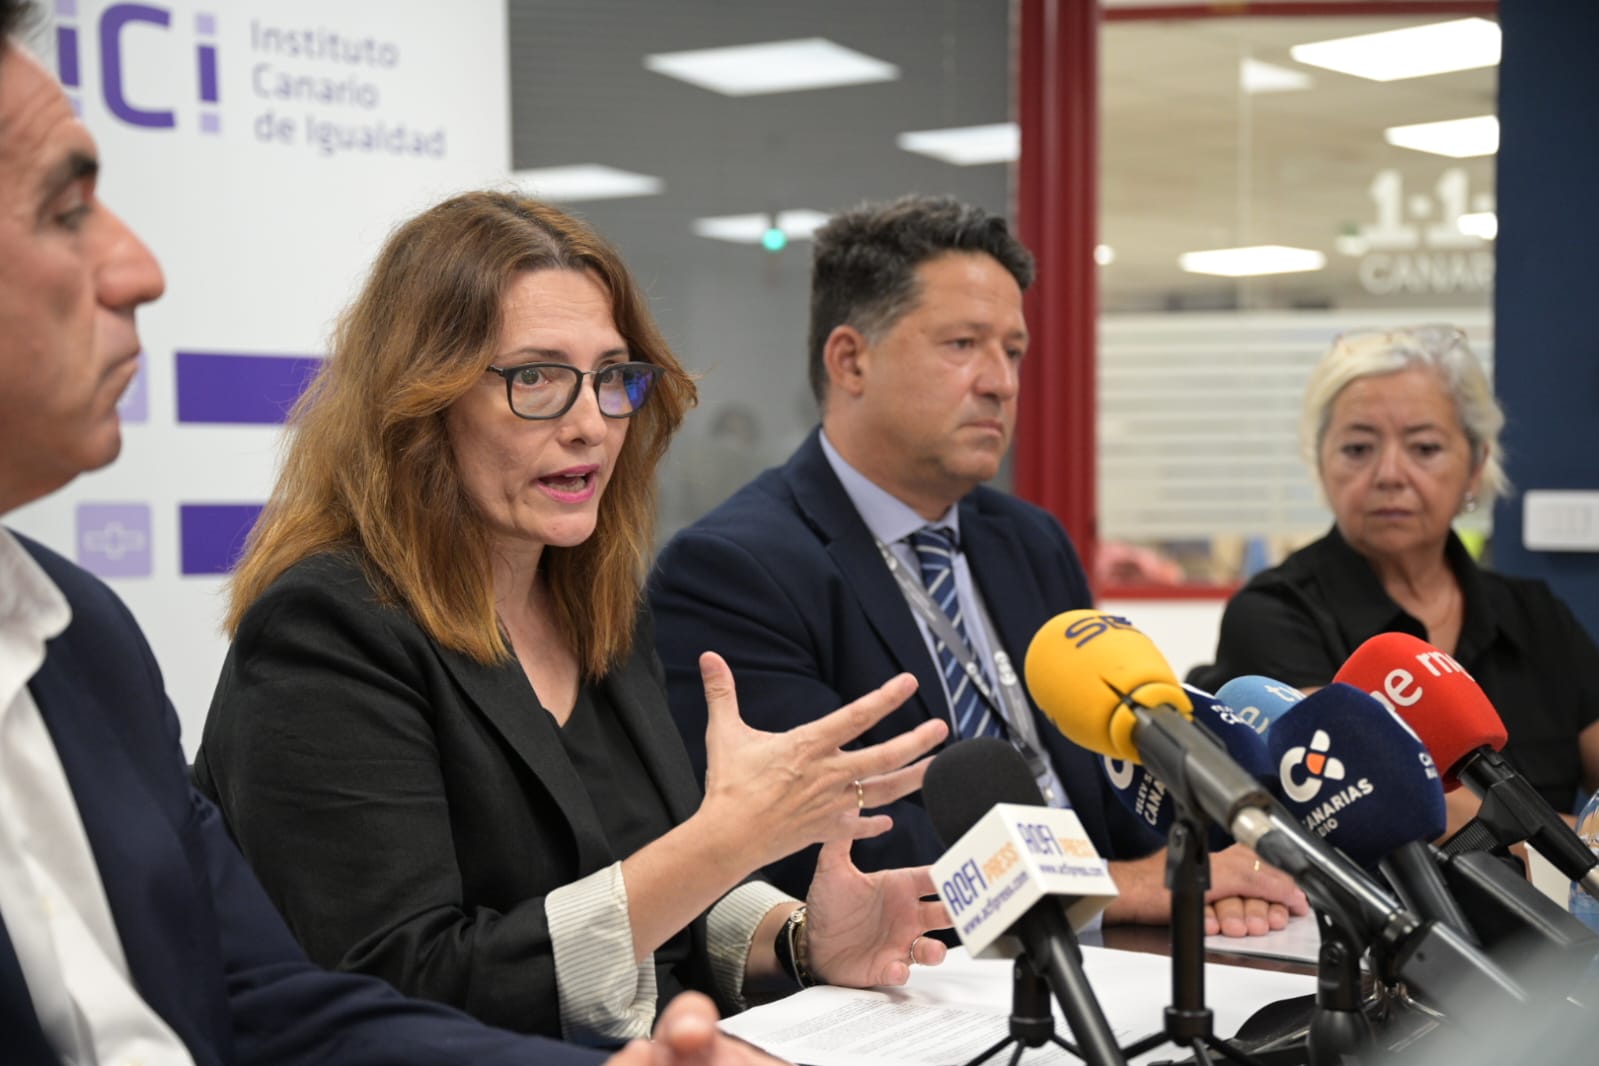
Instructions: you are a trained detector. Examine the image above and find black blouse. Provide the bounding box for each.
[557,682,691,1004]
[1195,526,1599,813]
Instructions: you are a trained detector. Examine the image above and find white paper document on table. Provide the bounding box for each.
[721,945,1316,1066]
[1202,912,1321,966]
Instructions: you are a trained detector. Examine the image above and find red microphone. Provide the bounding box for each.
[1334,632,1599,898]
[1331,632,1505,792]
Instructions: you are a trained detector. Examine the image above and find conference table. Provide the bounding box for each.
[720,918,1323,1066]
[722,908,1599,1064]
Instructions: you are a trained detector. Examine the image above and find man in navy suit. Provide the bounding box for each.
[0,3,772,1062]
[650,195,1307,937]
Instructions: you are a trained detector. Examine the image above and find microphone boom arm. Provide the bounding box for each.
[1128,696,1528,1014]
[1443,748,1599,898]
[1233,807,1530,1018]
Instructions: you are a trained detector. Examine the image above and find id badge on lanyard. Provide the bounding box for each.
[876,540,1063,807]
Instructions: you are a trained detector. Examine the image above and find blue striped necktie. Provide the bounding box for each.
[908,526,1006,741]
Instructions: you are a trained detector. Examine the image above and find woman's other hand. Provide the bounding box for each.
[803,838,951,988]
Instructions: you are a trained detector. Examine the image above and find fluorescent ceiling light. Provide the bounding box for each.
[509,164,663,202]
[1289,18,1499,82]
[693,210,831,244]
[644,38,898,96]
[1240,58,1310,94]
[1457,211,1498,240]
[1178,245,1326,278]
[1384,114,1498,158]
[896,122,1018,166]
[1094,244,1115,266]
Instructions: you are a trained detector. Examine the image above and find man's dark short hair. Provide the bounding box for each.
[807,194,1035,407]
[1,0,36,49]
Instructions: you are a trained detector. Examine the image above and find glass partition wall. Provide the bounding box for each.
[1096,5,1498,591]
[504,2,1498,586]
[506,0,1013,546]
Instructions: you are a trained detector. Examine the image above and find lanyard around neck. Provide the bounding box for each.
[874,538,1060,805]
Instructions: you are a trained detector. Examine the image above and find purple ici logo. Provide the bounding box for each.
[77,503,154,579]
[55,1,221,133]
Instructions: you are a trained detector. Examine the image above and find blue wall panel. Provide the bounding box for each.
[1493,1,1599,642]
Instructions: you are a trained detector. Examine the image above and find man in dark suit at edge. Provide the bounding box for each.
[650,194,1307,937]
[0,3,774,1061]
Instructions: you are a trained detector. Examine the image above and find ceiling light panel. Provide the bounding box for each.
[693,210,831,244]
[1384,115,1498,158]
[1178,245,1327,278]
[1240,58,1311,94]
[644,38,899,96]
[896,122,1019,166]
[510,165,663,202]
[1457,212,1498,240]
[1289,17,1500,82]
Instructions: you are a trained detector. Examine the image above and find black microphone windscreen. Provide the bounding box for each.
[923,737,1046,845]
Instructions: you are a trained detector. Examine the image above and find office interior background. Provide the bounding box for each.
[12,0,1595,744]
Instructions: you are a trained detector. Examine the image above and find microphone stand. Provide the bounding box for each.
[1307,910,1374,1066]
[1120,814,1273,1066]
[966,956,1082,1066]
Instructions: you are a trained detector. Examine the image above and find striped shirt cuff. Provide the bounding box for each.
[706,880,797,1007]
[547,862,656,1044]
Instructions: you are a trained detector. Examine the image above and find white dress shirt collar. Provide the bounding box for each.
[817,429,961,547]
[0,528,195,1066]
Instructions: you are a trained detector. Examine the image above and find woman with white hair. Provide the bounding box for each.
[1197,325,1599,834]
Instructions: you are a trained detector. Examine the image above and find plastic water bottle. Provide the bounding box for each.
[1570,791,1599,995]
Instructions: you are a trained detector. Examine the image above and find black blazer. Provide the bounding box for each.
[6,533,601,1066]
[194,551,725,1040]
[648,430,1162,900]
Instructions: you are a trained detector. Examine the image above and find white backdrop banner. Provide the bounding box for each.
[12,0,511,749]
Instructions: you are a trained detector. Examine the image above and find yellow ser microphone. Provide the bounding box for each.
[1023,609,1192,765]
[1025,608,1281,835]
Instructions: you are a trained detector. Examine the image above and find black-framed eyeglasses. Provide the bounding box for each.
[484,361,660,421]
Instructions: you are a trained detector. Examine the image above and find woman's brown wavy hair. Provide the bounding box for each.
[225,191,696,676]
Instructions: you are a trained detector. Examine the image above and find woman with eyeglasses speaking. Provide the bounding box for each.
[192,191,950,1044]
[1193,325,1599,839]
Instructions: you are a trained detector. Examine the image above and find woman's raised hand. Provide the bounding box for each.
[697,652,948,869]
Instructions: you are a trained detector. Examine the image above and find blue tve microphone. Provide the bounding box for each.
[1213,675,1305,739]
[1264,683,1447,867]
[1100,685,1275,849]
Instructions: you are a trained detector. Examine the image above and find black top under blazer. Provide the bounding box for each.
[1195,526,1599,812]
[194,551,726,1039]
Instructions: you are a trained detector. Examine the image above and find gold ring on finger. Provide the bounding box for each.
[853,779,865,811]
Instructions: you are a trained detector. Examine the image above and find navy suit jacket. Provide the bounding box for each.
[648,431,1161,899]
[3,532,601,1066]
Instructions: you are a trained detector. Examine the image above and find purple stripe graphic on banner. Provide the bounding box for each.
[175,351,323,424]
[198,45,218,102]
[57,26,79,86]
[179,504,263,576]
